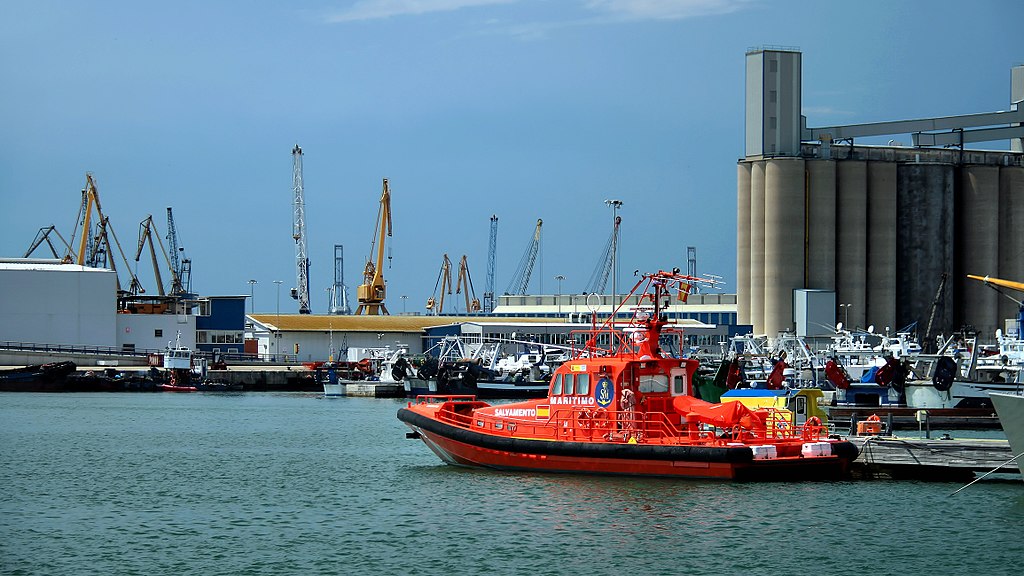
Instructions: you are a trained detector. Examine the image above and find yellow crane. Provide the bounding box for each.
[63,173,140,295]
[457,255,481,313]
[356,178,392,315]
[426,254,453,315]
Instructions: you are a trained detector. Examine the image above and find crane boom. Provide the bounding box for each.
[457,255,481,313]
[24,226,70,259]
[356,178,392,315]
[504,219,542,296]
[292,145,311,314]
[584,215,620,294]
[426,254,452,315]
[165,207,191,294]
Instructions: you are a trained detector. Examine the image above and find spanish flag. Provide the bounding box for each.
[677,282,690,303]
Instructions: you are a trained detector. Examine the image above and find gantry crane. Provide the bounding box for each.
[484,215,497,313]
[291,145,311,314]
[504,219,542,295]
[426,254,453,315]
[457,255,481,313]
[356,178,392,315]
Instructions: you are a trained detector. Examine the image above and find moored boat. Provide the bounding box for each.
[990,392,1024,475]
[398,270,858,481]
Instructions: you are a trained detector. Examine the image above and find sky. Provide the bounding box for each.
[1,0,1021,315]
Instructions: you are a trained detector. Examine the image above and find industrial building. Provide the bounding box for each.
[738,48,1024,344]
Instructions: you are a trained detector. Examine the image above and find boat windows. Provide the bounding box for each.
[552,374,563,395]
[575,373,590,395]
[673,375,686,395]
[638,374,669,393]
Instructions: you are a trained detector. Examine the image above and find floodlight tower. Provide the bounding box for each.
[292,144,311,314]
[484,215,497,313]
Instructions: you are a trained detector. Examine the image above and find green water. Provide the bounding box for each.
[2,392,1022,575]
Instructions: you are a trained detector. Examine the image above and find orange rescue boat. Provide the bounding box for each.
[398,270,858,481]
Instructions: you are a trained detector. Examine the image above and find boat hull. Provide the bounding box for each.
[990,392,1024,469]
[398,408,856,481]
[323,383,344,397]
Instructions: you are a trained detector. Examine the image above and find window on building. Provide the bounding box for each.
[769,90,777,103]
[154,329,163,338]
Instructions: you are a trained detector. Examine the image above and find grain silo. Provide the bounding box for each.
[739,48,1024,345]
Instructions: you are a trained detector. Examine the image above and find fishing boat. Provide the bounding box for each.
[398,270,858,481]
[159,332,198,392]
[990,392,1024,475]
[0,361,76,392]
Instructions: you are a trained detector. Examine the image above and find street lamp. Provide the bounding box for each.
[248,279,258,314]
[554,275,565,315]
[604,199,623,318]
[400,295,408,314]
[839,303,852,328]
[273,280,283,356]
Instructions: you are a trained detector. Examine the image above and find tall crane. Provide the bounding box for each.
[136,214,180,295]
[457,255,481,313]
[484,215,497,313]
[291,144,311,314]
[329,244,351,315]
[584,215,620,295]
[426,254,453,315]
[356,178,392,315]
[63,173,138,295]
[165,207,191,294]
[504,219,542,296]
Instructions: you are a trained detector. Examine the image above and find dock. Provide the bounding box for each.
[846,435,1019,481]
[826,406,1001,430]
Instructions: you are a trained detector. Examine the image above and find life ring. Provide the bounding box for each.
[578,408,594,429]
[591,408,611,430]
[802,416,824,440]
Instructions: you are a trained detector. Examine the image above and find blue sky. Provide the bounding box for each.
[1,0,1020,314]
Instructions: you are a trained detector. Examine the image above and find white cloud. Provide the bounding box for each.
[324,0,518,23]
[582,0,749,21]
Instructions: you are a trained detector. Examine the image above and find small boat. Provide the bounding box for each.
[0,361,77,392]
[159,332,198,392]
[990,392,1024,474]
[398,270,858,481]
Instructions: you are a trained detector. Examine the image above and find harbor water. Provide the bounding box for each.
[2,392,1023,576]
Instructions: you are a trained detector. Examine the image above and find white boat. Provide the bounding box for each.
[990,392,1024,476]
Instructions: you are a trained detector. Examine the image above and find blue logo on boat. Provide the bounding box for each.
[595,377,614,408]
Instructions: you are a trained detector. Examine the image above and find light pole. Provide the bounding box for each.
[248,279,258,314]
[401,295,408,314]
[273,280,283,357]
[839,303,852,328]
[604,199,622,318]
[554,275,565,315]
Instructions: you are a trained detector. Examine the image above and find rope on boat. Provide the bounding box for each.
[949,450,1024,496]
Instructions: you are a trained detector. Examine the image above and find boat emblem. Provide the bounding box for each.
[595,377,614,408]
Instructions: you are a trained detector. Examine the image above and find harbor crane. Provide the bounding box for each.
[484,215,497,313]
[457,255,481,313]
[504,218,542,296]
[584,215,620,295]
[291,145,311,314]
[426,254,453,315]
[63,173,140,295]
[24,225,70,259]
[356,178,392,315]
[165,207,191,294]
[135,215,180,297]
